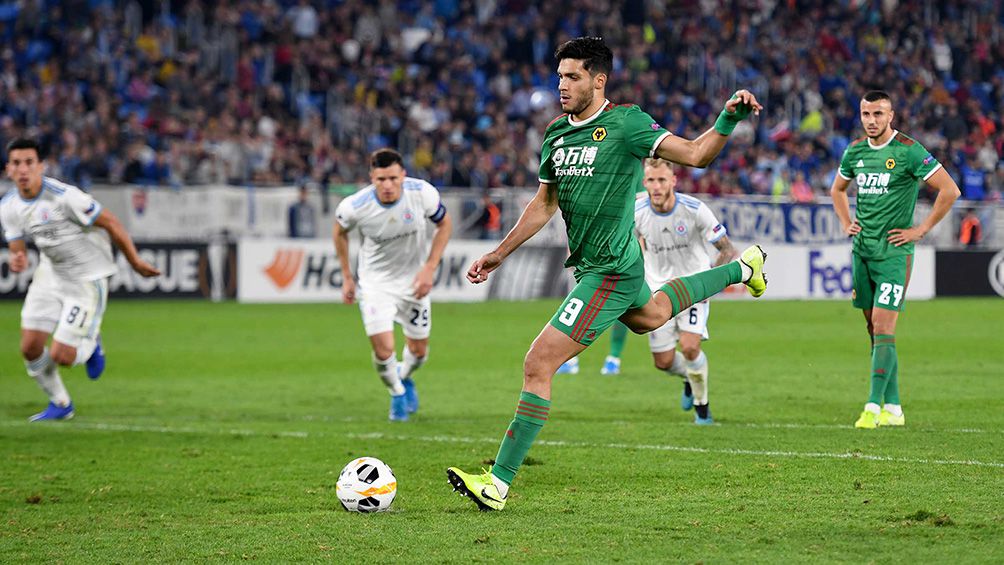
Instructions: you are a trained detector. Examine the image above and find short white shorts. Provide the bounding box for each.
[357,287,431,340]
[648,300,710,353]
[22,263,109,348]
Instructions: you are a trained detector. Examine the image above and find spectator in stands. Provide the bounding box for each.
[958,208,983,247]
[477,192,502,240]
[288,184,318,239]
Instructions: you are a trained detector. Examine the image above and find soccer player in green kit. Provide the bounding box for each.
[830,90,960,429]
[446,37,767,510]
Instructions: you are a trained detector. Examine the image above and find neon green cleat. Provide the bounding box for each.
[878,409,905,426]
[854,410,879,429]
[739,245,767,298]
[446,467,506,511]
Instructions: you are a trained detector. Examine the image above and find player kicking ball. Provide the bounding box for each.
[2,138,160,421]
[334,148,452,421]
[447,37,766,510]
[634,159,738,424]
[829,91,959,429]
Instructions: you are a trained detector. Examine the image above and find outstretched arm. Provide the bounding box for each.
[92,210,160,277]
[467,182,558,284]
[654,90,762,168]
[888,168,961,246]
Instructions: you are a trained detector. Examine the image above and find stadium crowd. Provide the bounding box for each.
[1,0,1002,201]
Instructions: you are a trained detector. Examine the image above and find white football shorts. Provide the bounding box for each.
[647,300,710,353]
[357,287,432,339]
[22,263,109,348]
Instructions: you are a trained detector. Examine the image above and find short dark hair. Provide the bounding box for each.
[5,137,43,159]
[554,37,613,76]
[370,148,404,169]
[862,90,892,104]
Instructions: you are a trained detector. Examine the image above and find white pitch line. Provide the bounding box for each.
[3,420,998,469]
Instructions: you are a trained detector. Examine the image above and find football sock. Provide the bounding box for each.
[73,338,98,366]
[608,321,628,358]
[864,402,881,414]
[659,263,742,316]
[667,352,688,377]
[867,335,896,405]
[695,403,710,419]
[884,353,900,406]
[400,347,426,380]
[491,391,551,486]
[25,349,70,407]
[373,352,404,396]
[883,403,903,417]
[686,351,709,405]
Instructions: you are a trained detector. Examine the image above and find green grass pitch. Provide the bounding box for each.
[1,298,1002,562]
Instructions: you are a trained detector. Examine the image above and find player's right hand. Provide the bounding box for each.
[132,259,161,277]
[467,252,502,284]
[342,277,356,304]
[9,250,27,272]
[844,220,862,237]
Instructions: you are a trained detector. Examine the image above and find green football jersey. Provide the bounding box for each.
[538,101,671,275]
[837,130,941,259]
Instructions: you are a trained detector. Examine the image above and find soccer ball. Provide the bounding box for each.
[336,457,397,512]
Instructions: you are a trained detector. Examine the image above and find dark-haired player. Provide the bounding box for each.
[2,138,160,421]
[333,148,452,421]
[830,91,960,429]
[446,37,767,510]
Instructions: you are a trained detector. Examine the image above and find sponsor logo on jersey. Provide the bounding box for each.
[886,158,896,170]
[675,222,688,236]
[923,154,935,165]
[554,136,564,147]
[264,249,305,289]
[650,123,662,130]
[39,207,51,223]
[552,146,599,177]
[85,202,96,215]
[856,159,865,167]
[855,172,891,194]
[402,210,414,224]
[591,127,607,142]
[713,224,724,234]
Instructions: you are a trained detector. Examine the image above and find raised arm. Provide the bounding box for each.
[467,182,559,284]
[92,209,160,277]
[654,90,762,168]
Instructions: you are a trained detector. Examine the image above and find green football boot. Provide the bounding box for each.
[739,245,767,298]
[854,410,879,429]
[446,467,506,511]
[878,409,905,427]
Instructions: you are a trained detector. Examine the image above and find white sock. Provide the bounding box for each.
[74,339,98,365]
[373,352,404,396]
[864,402,881,414]
[400,347,427,380]
[736,258,752,282]
[25,349,71,407]
[491,473,509,498]
[666,352,688,377]
[883,403,903,416]
[685,351,709,405]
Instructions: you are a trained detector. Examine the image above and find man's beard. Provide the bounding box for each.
[868,124,889,139]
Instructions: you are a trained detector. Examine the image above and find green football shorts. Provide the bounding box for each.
[851,253,914,312]
[549,256,650,345]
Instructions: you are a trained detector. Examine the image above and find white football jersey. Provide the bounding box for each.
[634,192,727,290]
[1,177,116,282]
[335,177,446,294]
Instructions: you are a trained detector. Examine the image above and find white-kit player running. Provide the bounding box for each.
[334,148,452,421]
[634,158,738,424]
[2,138,160,421]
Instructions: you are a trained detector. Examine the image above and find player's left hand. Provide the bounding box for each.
[412,265,435,298]
[131,259,161,277]
[887,226,926,246]
[725,90,763,118]
[9,250,27,272]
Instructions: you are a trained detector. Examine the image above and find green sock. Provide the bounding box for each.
[609,321,628,358]
[491,391,551,485]
[659,262,742,315]
[868,334,896,405]
[884,353,900,405]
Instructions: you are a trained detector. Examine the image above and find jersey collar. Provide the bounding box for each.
[567,99,610,127]
[867,129,898,150]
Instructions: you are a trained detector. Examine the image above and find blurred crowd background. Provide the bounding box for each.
[1,0,1003,203]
